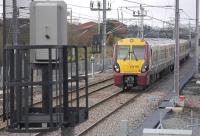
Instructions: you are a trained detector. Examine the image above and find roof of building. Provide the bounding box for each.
[77,21,97,31]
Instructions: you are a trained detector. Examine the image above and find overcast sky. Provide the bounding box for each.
[0,0,198,27]
[64,0,196,27]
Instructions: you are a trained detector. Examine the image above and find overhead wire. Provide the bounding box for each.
[68,2,119,10]
[67,3,91,9]
[2,1,194,27]
[72,15,98,22]
[123,7,174,26]
[72,11,103,20]
[123,0,174,9]
[122,0,196,24]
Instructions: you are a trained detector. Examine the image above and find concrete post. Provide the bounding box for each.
[102,0,107,71]
[174,0,180,97]
[195,0,199,73]
[120,120,128,136]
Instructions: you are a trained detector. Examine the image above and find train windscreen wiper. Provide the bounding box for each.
[132,49,138,61]
[123,52,129,61]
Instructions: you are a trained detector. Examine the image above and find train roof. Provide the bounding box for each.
[144,38,188,47]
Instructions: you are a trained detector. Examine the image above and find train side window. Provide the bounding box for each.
[170,47,173,56]
[156,50,158,64]
[159,50,162,60]
[151,49,154,65]
[151,50,156,65]
[161,49,164,60]
[163,49,165,59]
[158,50,162,62]
[160,50,162,60]
[152,52,154,65]
[153,51,156,65]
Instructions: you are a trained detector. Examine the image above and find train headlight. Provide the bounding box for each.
[113,63,120,73]
[141,64,148,73]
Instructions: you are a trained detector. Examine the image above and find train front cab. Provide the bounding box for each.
[113,38,150,90]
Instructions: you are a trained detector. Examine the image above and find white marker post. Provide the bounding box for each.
[91,55,95,78]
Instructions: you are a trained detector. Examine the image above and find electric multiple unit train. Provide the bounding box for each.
[112,38,190,90]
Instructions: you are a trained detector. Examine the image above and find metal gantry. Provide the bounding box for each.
[3,45,88,132]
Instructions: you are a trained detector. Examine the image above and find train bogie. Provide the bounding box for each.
[114,73,149,88]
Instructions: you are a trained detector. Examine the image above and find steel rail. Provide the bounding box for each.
[78,92,142,136]
[0,77,113,115]
[33,81,114,106]
[89,91,121,110]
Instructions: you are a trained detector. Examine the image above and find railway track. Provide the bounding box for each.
[10,73,170,136]
[35,72,170,136]
[34,85,121,136]
[0,77,114,134]
[78,92,142,136]
[33,79,114,107]
[77,77,164,136]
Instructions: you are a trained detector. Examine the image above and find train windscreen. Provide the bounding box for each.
[117,46,130,60]
[132,46,144,60]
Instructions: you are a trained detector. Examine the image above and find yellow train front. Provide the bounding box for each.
[113,38,150,90]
